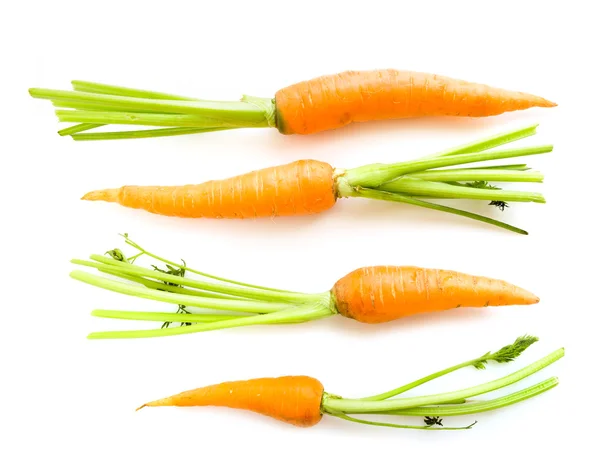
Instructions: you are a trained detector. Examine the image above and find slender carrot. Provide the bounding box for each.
[136,336,563,430]
[70,235,539,340]
[79,125,551,234]
[29,70,555,140]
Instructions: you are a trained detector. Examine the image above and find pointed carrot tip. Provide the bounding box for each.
[81,188,119,203]
[135,404,147,412]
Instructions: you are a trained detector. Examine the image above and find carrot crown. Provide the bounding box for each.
[335,124,551,235]
[319,336,563,430]
[29,81,277,140]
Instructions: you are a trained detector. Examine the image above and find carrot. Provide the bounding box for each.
[69,235,539,340]
[136,336,563,430]
[332,266,539,324]
[138,376,324,427]
[78,124,552,234]
[83,160,336,218]
[29,70,556,140]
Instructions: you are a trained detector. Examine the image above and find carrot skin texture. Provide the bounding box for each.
[332,266,539,324]
[81,160,336,218]
[275,70,557,135]
[138,376,324,427]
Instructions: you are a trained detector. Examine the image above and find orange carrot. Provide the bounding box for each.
[135,337,563,430]
[138,376,324,427]
[78,125,553,234]
[275,70,556,135]
[332,266,539,324]
[70,235,540,340]
[29,70,556,140]
[83,160,336,218]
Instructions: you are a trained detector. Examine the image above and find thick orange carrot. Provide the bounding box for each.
[333,266,539,324]
[275,69,556,135]
[82,160,336,218]
[138,375,324,427]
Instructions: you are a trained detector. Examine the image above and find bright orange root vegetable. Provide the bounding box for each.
[275,69,556,135]
[138,376,324,427]
[83,160,337,218]
[332,266,538,324]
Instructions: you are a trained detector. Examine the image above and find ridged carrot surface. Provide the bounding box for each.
[332,266,539,324]
[138,376,324,427]
[275,69,556,135]
[82,160,336,218]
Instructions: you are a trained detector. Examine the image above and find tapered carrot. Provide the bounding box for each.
[29,69,556,140]
[79,124,552,234]
[70,235,539,340]
[135,336,564,430]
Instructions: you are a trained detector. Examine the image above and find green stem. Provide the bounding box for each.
[87,302,334,339]
[453,164,530,171]
[378,177,545,203]
[71,127,230,140]
[425,123,540,158]
[81,255,321,304]
[120,235,300,294]
[328,412,476,430]
[70,269,292,313]
[71,80,198,100]
[55,110,250,128]
[91,309,249,323]
[346,145,552,188]
[30,88,271,123]
[322,348,563,414]
[372,378,559,417]
[58,123,103,136]
[351,188,529,235]
[97,266,248,300]
[405,169,543,183]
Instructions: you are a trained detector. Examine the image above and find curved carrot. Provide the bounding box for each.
[138,375,324,427]
[134,337,563,430]
[332,266,539,324]
[275,70,556,135]
[83,160,336,218]
[29,70,556,140]
[79,126,553,234]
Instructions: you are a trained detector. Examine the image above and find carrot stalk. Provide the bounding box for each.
[70,127,230,140]
[71,80,197,100]
[406,169,543,183]
[349,189,529,235]
[87,303,333,340]
[359,335,539,401]
[58,123,102,136]
[372,378,559,417]
[322,348,563,414]
[344,145,552,188]
[327,412,476,430]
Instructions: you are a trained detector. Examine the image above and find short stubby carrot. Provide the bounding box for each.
[79,125,553,234]
[29,70,556,141]
[70,235,539,340]
[135,336,564,431]
[332,266,538,324]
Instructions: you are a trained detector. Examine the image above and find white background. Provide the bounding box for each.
[2,1,597,472]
